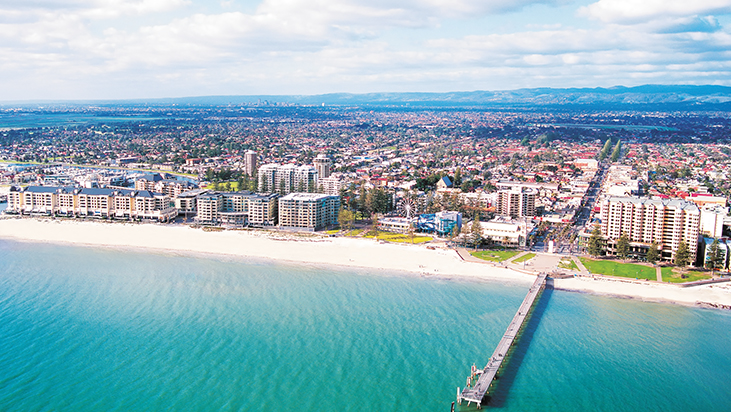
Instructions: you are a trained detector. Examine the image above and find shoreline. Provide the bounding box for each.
[1,218,730,310]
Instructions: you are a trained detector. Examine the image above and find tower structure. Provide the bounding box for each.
[314,153,332,179]
[245,150,257,176]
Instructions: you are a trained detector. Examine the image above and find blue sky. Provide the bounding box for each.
[2,0,731,100]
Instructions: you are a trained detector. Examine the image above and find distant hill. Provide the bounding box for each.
[7,85,731,108]
[143,85,731,108]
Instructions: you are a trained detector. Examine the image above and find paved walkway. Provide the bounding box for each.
[505,251,530,264]
[656,266,662,282]
[571,256,590,275]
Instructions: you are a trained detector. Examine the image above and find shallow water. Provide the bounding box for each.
[0,240,729,411]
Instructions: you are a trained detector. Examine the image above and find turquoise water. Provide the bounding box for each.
[0,240,729,411]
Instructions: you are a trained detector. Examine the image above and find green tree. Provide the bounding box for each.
[588,226,603,257]
[453,168,462,188]
[616,232,630,261]
[279,178,287,196]
[706,238,724,275]
[598,138,612,161]
[338,208,355,232]
[674,241,690,268]
[610,140,622,162]
[366,188,391,216]
[470,215,483,251]
[646,242,660,265]
[260,178,268,193]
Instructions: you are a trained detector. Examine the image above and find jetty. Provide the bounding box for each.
[457,272,548,408]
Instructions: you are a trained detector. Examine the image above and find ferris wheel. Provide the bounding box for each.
[397,196,418,219]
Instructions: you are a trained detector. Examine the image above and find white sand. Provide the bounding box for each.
[1,218,730,309]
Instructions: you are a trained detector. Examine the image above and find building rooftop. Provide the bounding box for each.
[280,192,336,201]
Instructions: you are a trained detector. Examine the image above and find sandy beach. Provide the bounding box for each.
[1,217,730,309]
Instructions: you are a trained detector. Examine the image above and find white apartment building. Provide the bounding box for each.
[496,188,536,218]
[278,193,338,231]
[195,191,278,227]
[7,186,176,221]
[599,196,701,262]
[319,176,342,196]
[257,163,318,195]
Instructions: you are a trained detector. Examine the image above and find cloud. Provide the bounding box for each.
[580,0,731,24]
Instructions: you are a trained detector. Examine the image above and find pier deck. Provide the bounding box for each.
[458,272,547,407]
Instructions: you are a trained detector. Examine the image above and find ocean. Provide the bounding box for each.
[0,239,729,411]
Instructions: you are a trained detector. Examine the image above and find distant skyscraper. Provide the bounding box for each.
[314,153,331,179]
[245,150,257,176]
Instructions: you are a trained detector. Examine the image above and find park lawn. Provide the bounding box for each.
[579,257,656,279]
[346,229,364,237]
[661,267,713,283]
[513,253,536,264]
[364,230,432,244]
[471,250,520,262]
[326,229,340,235]
[558,258,578,271]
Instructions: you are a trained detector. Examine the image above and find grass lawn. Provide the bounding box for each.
[558,258,578,271]
[660,267,713,283]
[471,250,520,262]
[579,257,656,279]
[364,230,432,244]
[326,229,340,235]
[346,229,364,237]
[513,253,536,264]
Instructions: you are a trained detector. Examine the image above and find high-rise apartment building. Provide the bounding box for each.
[496,188,536,218]
[599,196,700,262]
[257,163,318,195]
[195,191,278,227]
[314,153,332,179]
[244,150,257,176]
[278,193,338,231]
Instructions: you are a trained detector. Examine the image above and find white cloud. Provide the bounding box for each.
[2,0,731,99]
[580,0,731,24]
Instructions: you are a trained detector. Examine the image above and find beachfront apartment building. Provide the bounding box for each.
[599,196,701,262]
[7,186,177,221]
[194,191,278,227]
[278,193,338,231]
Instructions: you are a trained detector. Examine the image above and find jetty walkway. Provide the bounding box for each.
[457,272,548,408]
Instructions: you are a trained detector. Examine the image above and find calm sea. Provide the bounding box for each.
[1,239,729,412]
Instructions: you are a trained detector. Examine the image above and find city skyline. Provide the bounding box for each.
[3,0,731,100]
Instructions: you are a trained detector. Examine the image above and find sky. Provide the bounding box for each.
[2,0,731,100]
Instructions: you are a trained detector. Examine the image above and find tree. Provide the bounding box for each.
[260,178,268,193]
[646,242,659,265]
[674,241,690,268]
[706,238,724,276]
[453,168,462,188]
[588,226,603,257]
[610,140,622,162]
[598,138,612,161]
[470,215,483,251]
[616,232,630,261]
[279,178,287,196]
[338,208,355,232]
[449,223,460,243]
